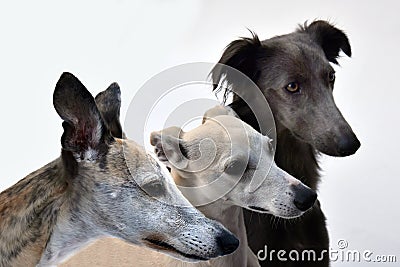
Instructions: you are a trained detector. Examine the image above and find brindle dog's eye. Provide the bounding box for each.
[142,181,165,196]
[285,82,300,93]
[328,71,336,83]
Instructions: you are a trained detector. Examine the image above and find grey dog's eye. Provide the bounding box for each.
[285,82,300,93]
[328,71,336,83]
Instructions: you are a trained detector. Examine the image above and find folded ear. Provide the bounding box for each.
[211,30,263,96]
[95,82,125,139]
[150,127,188,169]
[202,105,239,124]
[300,20,351,64]
[53,72,109,161]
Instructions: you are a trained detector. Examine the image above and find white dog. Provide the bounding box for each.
[150,106,317,267]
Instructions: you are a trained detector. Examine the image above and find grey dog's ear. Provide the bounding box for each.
[211,30,263,95]
[150,127,188,169]
[53,72,110,161]
[300,20,351,64]
[95,83,125,139]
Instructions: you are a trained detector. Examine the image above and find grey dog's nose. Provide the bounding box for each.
[216,231,239,255]
[292,183,317,212]
[337,131,361,156]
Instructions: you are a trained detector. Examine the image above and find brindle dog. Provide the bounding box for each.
[0,73,239,267]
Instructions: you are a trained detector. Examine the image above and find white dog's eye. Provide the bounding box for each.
[224,159,247,175]
[268,139,274,152]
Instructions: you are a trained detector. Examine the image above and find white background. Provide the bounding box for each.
[0,1,399,266]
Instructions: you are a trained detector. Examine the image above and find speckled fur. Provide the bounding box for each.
[0,73,238,267]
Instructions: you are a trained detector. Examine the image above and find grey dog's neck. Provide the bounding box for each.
[275,126,320,190]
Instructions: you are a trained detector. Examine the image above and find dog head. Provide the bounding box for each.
[151,106,317,218]
[53,73,239,262]
[212,20,360,157]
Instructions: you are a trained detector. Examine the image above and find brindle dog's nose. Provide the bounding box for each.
[337,131,361,156]
[216,231,239,255]
[292,183,317,212]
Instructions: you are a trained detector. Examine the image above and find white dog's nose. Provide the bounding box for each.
[292,183,317,211]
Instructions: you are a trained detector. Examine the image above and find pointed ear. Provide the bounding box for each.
[53,72,109,161]
[300,20,351,64]
[211,30,263,95]
[202,105,239,124]
[150,127,188,169]
[95,82,125,139]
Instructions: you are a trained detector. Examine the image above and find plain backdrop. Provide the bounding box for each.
[0,1,399,266]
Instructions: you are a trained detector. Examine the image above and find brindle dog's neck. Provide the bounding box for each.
[0,160,66,267]
[229,99,320,190]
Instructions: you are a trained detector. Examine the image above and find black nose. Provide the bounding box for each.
[292,183,317,212]
[216,232,239,255]
[337,131,361,156]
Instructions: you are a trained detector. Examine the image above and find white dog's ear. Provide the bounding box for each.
[150,127,188,169]
[202,105,239,124]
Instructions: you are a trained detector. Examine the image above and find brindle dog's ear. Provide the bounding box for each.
[301,20,351,64]
[53,72,110,161]
[211,30,263,95]
[95,83,125,139]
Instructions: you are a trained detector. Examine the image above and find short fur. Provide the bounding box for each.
[0,73,239,267]
[211,20,361,266]
[151,106,317,267]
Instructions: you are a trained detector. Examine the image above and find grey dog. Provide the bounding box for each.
[211,20,361,266]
